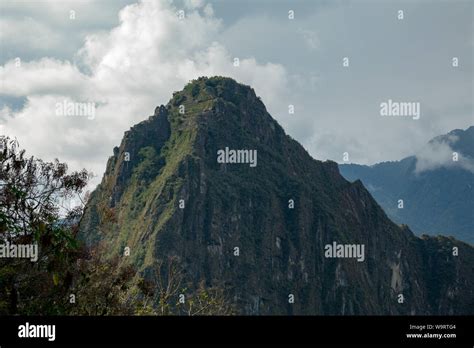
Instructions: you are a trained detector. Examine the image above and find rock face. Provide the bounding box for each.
[79,77,474,315]
[340,126,474,244]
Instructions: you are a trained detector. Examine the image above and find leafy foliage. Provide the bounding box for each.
[0,136,90,314]
[0,137,233,315]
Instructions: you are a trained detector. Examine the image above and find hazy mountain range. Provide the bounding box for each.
[340,126,474,244]
[79,77,474,314]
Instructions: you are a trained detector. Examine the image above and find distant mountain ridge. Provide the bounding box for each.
[79,77,474,314]
[430,127,474,157]
[340,126,474,244]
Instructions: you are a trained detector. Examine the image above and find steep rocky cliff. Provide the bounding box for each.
[79,77,474,315]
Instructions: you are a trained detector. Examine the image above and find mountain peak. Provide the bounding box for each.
[79,79,474,315]
[164,76,267,127]
[429,125,474,158]
[177,76,260,104]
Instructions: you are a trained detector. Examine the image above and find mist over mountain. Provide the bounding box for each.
[79,77,474,315]
[340,127,474,244]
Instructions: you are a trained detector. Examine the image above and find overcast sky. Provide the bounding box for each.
[1,0,473,187]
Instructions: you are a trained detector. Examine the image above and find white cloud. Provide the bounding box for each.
[0,58,88,96]
[0,0,135,63]
[0,0,289,188]
[415,135,474,173]
[0,17,63,52]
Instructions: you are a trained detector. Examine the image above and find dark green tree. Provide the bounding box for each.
[0,136,89,314]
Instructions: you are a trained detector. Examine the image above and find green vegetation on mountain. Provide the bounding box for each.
[79,77,474,315]
[0,135,233,316]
